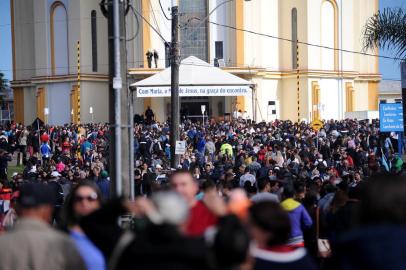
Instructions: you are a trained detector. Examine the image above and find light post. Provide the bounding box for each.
[201,105,206,124]
[44,107,49,125]
[89,106,94,123]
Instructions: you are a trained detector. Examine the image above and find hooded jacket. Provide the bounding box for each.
[281,198,313,242]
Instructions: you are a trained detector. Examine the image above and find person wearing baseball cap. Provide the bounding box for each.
[48,171,64,225]
[0,183,86,270]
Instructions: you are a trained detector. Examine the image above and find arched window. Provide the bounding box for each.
[321,0,337,70]
[91,10,98,72]
[50,2,68,75]
[291,8,298,69]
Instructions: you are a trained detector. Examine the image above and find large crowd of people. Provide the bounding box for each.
[0,114,404,270]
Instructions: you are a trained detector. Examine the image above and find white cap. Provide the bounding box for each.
[51,171,61,178]
[155,164,162,169]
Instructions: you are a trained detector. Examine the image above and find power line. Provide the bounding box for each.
[0,59,388,76]
[182,0,234,41]
[158,0,171,21]
[4,3,399,63]
[126,5,140,42]
[207,21,402,61]
[150,1,163,39]
[129,5,168,44]
[0,11,399,76]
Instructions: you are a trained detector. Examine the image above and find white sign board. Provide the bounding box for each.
[175,140,186,155]
[401,62,406,89]
[89,107,93,114]
[201,105,206,114]
[113,77,122,89]
[136,85,251,97]
[44,108,49,115]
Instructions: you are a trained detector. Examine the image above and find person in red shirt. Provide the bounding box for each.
[343,152,354,167]
[170,170,219,237]
[62,137,72,154]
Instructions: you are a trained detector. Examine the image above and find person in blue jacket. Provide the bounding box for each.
[281,184,313,247]
[40,141,52,164]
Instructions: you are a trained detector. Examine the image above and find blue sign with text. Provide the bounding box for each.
[379,103,404,132]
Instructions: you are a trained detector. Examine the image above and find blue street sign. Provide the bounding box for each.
[379,103,404,132]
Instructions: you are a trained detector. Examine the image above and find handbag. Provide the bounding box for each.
[316,206,331,258]
[2,208,17,230]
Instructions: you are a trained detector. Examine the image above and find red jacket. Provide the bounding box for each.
[185,201,217,237]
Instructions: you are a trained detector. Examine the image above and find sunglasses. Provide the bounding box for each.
[74,193,98,203]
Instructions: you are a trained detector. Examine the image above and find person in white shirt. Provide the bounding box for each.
[239,167,256,187]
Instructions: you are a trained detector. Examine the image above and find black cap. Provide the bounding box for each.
[17,183,54,208]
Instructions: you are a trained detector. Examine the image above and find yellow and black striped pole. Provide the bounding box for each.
[77,40,81,124]
[296,40,300,123]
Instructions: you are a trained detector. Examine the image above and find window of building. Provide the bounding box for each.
[291,8,298,69]
[91,10,98,72]
[321,1,335,70]
[50,2,69,75]
[215,41,224,59]
[179,0,208,61]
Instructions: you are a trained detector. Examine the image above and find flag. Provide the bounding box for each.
[381,149,391,172]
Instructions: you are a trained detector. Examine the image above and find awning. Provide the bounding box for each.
[130,56,253,97]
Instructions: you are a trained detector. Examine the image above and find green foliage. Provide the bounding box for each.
[363,8,406,60]
[0,72,8,91]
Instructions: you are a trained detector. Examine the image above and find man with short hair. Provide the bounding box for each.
[251,177,279,203]
[239,167,256,187]
[351,170,363,187]
[249,156,261,175]
[48,171,64,225]
[0,183,86,270]
[170,170,220,237]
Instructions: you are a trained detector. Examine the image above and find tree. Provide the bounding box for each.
[0,73,8,91]
[363,8,406,60]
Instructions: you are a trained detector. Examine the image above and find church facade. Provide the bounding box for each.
[11,0,380,124]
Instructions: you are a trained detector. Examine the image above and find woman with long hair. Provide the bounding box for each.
[61,181,106,270]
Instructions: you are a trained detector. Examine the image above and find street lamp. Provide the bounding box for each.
[89,106,94,123]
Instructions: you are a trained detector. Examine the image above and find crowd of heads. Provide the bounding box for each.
[133,117,403,195]
[0,123,109,189]
[0,116,404,270]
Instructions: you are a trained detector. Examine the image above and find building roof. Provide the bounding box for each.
[379,80,401,94]
[131,56,253,87]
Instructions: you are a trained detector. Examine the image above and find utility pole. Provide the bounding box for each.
[102,0,130,197]
[170,0,180,169]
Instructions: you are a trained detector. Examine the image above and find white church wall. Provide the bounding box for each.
[80,81,109,123]
[23,87,37,125]
[47,82,71,125]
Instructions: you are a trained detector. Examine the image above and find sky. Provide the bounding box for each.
[0,0,12,81]
[0,0,405,82]
[379,0,406,81]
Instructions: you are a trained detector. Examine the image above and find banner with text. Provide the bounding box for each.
[379,103,404,132]
[136,86,252,97]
